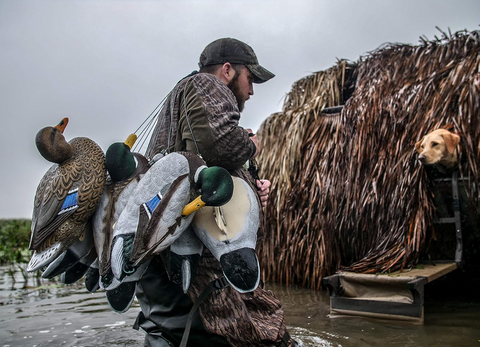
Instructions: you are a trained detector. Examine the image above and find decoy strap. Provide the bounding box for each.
[179,276,230,347]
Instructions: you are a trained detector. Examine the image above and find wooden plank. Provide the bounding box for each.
[341,262,457,283]
[385,262,457,282]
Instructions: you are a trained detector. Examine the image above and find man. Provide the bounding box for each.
[136,38,297,347]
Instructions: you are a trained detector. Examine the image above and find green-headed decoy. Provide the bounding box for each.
[91,134,150,313]
[191,176,261,293]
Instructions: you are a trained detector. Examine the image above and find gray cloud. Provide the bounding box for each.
[1,0,478,218]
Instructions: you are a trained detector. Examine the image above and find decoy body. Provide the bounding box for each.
[28,118,106,272]
[91,134,150,312]
[111,151,234,284]
[192,176,260,293]
[92,134,149,289]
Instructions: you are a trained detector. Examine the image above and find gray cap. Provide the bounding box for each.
[199,38,275,84]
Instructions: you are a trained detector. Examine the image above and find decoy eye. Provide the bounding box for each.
[213,190,217,195]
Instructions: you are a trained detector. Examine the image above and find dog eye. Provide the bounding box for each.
[432,142,438,147]
[421,145,424,149]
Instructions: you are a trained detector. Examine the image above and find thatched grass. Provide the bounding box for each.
[257,28,480,289]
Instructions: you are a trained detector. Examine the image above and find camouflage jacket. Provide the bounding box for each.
[145,72,256,170]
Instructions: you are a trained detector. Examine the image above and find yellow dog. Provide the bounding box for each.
[415,126,461,171]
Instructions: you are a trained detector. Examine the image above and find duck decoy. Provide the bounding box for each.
[191,176,260,293]
[90,134,152,313]
[111,151,234,281]
[27,118,107,272]
[92,134,149,290]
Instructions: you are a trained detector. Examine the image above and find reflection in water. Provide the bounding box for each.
[1,267,479,346]
[0,267,144,347]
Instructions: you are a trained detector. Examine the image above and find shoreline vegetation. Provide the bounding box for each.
[0,219,34,287]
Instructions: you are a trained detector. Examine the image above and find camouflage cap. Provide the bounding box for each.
[199,38,275,84]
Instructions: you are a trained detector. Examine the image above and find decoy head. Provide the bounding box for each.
[35,117,73,163]
[182,166,234,216]
[105,134,138,182]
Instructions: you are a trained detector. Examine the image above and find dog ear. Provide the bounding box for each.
[415,137,424,153]
[443,133,460,154]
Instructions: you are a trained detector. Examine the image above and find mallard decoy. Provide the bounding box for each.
[191,176,260,293]
[90,134,151,313]
[108,152,163,282]
[27,118,106,272]
[110,151,234,281]
[92,134,149,289]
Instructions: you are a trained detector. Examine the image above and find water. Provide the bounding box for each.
[1,266,479,347]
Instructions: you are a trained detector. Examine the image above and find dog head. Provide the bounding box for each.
[415,128,460,169]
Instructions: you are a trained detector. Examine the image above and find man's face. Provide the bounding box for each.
[228,66,254,112]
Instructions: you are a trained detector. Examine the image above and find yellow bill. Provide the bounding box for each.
[182,196,206,216]
[124,134,137,149]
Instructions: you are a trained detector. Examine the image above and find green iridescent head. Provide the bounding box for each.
[105,134,137,182]
[182,166,234,216]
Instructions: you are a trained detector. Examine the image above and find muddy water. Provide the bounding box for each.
[1,266,479,347]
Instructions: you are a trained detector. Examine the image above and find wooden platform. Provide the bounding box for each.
[323,262,458,323]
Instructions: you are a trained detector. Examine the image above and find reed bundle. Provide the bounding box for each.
[257,28,480,289]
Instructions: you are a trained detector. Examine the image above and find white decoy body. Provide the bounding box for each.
[111,152,201,279]
[191,176,260,293]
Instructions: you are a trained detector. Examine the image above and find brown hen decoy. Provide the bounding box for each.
[27,118,107,272]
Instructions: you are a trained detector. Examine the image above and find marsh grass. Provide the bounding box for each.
[0,219,33,287]
[257,28,480,289]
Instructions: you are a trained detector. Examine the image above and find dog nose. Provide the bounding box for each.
[418,154,426,163]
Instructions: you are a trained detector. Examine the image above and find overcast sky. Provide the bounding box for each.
[1,0,479,219]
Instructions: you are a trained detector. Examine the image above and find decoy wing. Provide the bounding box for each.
[116,152,195,271]
[130,172,194,267]
[30,166,77,251]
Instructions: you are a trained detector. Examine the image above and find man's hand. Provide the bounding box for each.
[246,128,260,157]
[256,179,271,208]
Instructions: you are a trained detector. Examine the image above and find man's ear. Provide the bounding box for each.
[218,63,235,84]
